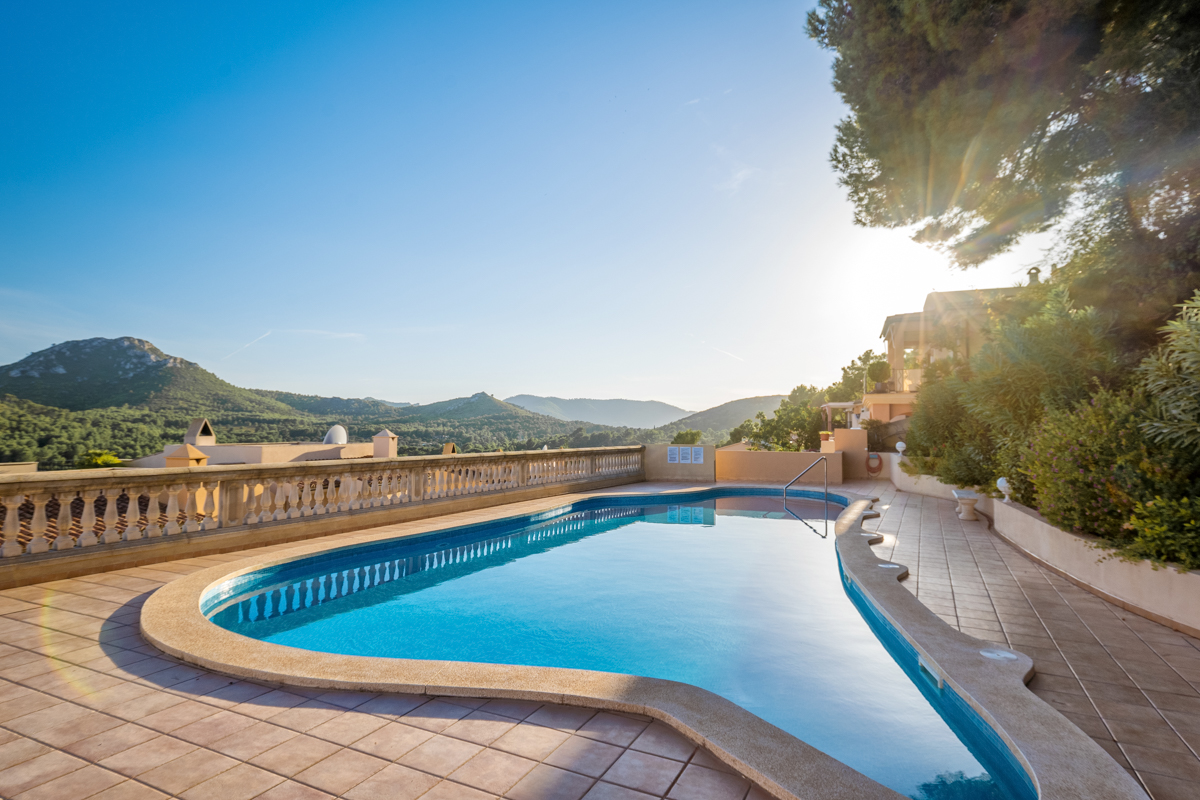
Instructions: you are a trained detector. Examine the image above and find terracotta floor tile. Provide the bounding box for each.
[314,691,378,710]
[253,780,336,800]
[179,762,284,800]
[250,735,341,777]
[505,764,594,800]
[0,750,85,797]
[99,735,198,777]
[629,724,696,762]
[689,749,735,774]
[266,701,345,733]
[398,734,483,777]
[602,750,684,796]
[0,737,51,770]
[173,709,258,745]
[544,736,623,778]
[582,783,655,800]
[307,711,388,745]
[402,699,472,733]
[419,781,496,800]
[64,722,158,762]
[13,763,125,800]
[478,698,541,721]
[350,721,433,760]
[342,764,438,800]
[667,764,750,800]
[354,694,428,719]
[524,704,596,732]
[138,748,239,794]
[443,710,517,746]
[291,747,388,796]
[450,748,537,794]
[76,780,169,800]
[491,722,571,761]
[1106,718,1192,754]
[1123,743,1200,782]
[576,713,648,748]
[1139,770,1200,800]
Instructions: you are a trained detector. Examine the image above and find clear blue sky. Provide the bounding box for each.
[0,1,1044,411]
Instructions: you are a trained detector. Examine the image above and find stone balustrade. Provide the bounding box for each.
[0,447,644,563]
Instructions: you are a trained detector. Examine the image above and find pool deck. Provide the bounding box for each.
[0,479,1193,798]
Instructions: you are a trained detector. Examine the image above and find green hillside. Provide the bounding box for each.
[0,339,665,468]
[0,337,301,417]
[505,395,691,428]
[656,395,785,441]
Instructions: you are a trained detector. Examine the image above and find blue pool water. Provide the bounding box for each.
[205,491,1031,800]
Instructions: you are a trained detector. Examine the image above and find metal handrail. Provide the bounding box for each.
[783,456,829,537]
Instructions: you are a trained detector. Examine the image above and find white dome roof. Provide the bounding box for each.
[323,425,348,445]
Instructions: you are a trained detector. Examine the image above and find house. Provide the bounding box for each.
[863,282,1027,424]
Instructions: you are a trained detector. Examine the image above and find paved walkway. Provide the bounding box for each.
[0,488,769,800]
[0,479,1198,799]
[851,479,1200,800]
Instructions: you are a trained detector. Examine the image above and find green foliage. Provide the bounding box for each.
[806,0,1200,350]
[1126,498,1200,571]
[866,360,890,384]
[74,450,123,469]
[905,378,999,491]
[1140,291,1200,450]
[671,429,703,445]
[1025,391,1148,540]
[729,392,824,452]
[822,350,888,403]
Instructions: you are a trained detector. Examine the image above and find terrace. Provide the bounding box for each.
[0,447,1192,799]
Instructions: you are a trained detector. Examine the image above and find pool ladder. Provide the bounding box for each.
[783,457,829,538]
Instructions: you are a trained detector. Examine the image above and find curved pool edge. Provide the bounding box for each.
[141,487,900,800]
[139,483,1147,800]
[834,508,1149,800]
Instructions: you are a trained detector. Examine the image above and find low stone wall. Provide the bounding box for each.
[715,450,843,484]
[885,454,1200,638]
[644,444,716,482]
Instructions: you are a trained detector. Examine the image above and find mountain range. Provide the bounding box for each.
[504,395,693,428]
[0,337,788,468]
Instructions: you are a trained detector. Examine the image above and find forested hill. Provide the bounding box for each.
[0,339,635,468]
[656,395,784,438]
[0,337,299,416]
[505,395,692,428]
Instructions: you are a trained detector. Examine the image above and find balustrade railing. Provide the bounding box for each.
[0,447,644,562]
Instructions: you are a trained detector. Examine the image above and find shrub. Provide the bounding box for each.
[74,449,123,469]
[1139,290,1200,451]
[671,429,703,445]
[866,360,891,384]
[905,377,999,489]
[1024,391,1146,541]
[1124,497,1200,570]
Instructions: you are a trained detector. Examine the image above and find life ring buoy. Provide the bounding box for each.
[866,453,883,477]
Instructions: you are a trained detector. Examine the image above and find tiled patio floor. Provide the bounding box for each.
[852,479,1200,800]
[0,487,770,800]
[1,479,1198,799]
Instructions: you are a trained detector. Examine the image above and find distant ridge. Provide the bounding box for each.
[506,395,692,428]
[659,395,785,434]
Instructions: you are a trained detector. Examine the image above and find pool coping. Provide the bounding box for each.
[139,484,1147,800]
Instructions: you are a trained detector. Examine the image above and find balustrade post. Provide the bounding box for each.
[26,494,51,554]
[143,489,163,538]
[53,493,76,550]
[163,486,182,535]
[301,479,315,516]
[0,496,22,557]
[336,475,350,512]
[201,482,219,531]
[78,491,99,546]
[100,490,121,544]
[272,481,289,522]
[183,483,202,532]
[287,479,302,519]
[123,491,145,541]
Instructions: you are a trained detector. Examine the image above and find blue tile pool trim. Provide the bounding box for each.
[200,487,849,616]
[842,564,1038,800]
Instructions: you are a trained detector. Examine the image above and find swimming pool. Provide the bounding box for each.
[204,489,1032,800]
